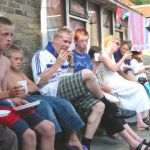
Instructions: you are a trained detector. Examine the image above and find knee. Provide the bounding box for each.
[92,102,105,114]
[82,69,96,81]
[39,120,55,137]
[22,129,36,144]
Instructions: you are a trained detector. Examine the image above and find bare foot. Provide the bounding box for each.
[68,132,83,150]
[137,122,149,129]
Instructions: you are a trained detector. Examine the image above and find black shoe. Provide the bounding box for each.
[116,108,136,119]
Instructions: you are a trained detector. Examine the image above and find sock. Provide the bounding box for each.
[82,137,92,150]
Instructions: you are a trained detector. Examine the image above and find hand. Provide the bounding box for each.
[93,61,101,68]
[9,84,28,98]
[67,51,74,65]
[123,52,132,60]
[55,50,68,66]
[11,98,28,106]
[101,85,112,93]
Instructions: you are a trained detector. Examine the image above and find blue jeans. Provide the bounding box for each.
[25,95,84,134]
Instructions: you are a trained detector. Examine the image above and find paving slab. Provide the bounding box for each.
[91,127,150,150]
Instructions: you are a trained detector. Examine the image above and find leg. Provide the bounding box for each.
[11,119,37,150]
[100,111,149,150]
[84,102,105,139]
[57,72,104,149]
[119,129,150,150]
[124,124,143,143]
[81,69,104,99]
[25,96,62,134]
[23,112,55,150]
[0,107,37,150]
[136,112,149,129]
[0,126,18,150]
[119,129,144,150]
[81,102,105,150]
[34,120,55,150]
[67,132,83,150]
[101,116,148,149]
[31,95,84,132]
[22,129,36,150]
[26,95,84,149]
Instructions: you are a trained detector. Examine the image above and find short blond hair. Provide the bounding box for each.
[5,45,23,58]
[54,26,73,39]
[104,35,120,48]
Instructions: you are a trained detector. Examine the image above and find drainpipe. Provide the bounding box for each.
[41,0,47,48]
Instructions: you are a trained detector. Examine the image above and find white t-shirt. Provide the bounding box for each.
[32,43,69,96]
[130,58,147,80]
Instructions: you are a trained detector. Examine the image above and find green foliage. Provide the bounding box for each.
[131,0,150,4]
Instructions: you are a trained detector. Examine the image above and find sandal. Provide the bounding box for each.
[65,144,88,150]
[135,143,149,150]
[65,144,78,150]
[143,116,150,125]
[83,145,89,150]
[142,139,150,146]
[136,126,150,131]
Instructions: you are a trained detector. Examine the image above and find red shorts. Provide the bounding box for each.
[0,106,36,127]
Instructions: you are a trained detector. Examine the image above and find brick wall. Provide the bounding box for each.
[0,0,41,78]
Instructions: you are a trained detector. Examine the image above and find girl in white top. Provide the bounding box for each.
[100,35,150,130]
[130,51,150,81]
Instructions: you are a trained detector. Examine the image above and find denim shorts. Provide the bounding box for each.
[25,95,84,134]
[0,105,44,136]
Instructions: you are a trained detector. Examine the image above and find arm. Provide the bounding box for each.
[102,52,132,72]
[96,66,114,93]
[38,63,61,87]
[32,50,68,88]
[1,71,27,99]
[21,73,38,94]
[130,59,146,75]
[117,69,137,81]
[67,51,74,73]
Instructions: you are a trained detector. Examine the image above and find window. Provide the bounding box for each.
[69,0,87,19]
[102,9,113,38]
[41,0,65,47]
[87,2,100,46]
[70,18,86,31]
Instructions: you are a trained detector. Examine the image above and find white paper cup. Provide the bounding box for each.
[17,80,28,93]
[94,53,100,62]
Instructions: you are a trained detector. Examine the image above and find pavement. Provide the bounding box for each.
[91,125,150,150]
[90,51,150,150]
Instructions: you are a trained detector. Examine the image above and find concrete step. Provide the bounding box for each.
[91,127,150,150]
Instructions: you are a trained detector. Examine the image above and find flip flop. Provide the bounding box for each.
[135,143,149,150]
[65,144,78,150]
[143,117,150,125]
[142,139,150,146]
[65,144,88,150]
[136,126,150,131]
[83,145,89,150]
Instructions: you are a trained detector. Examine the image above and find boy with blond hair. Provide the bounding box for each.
[0,16,55,150]
[4,45,85,150]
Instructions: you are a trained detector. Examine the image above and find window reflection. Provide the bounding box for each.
[70,18,85,32]
[46,0,64,41]
[88,3,99,46]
